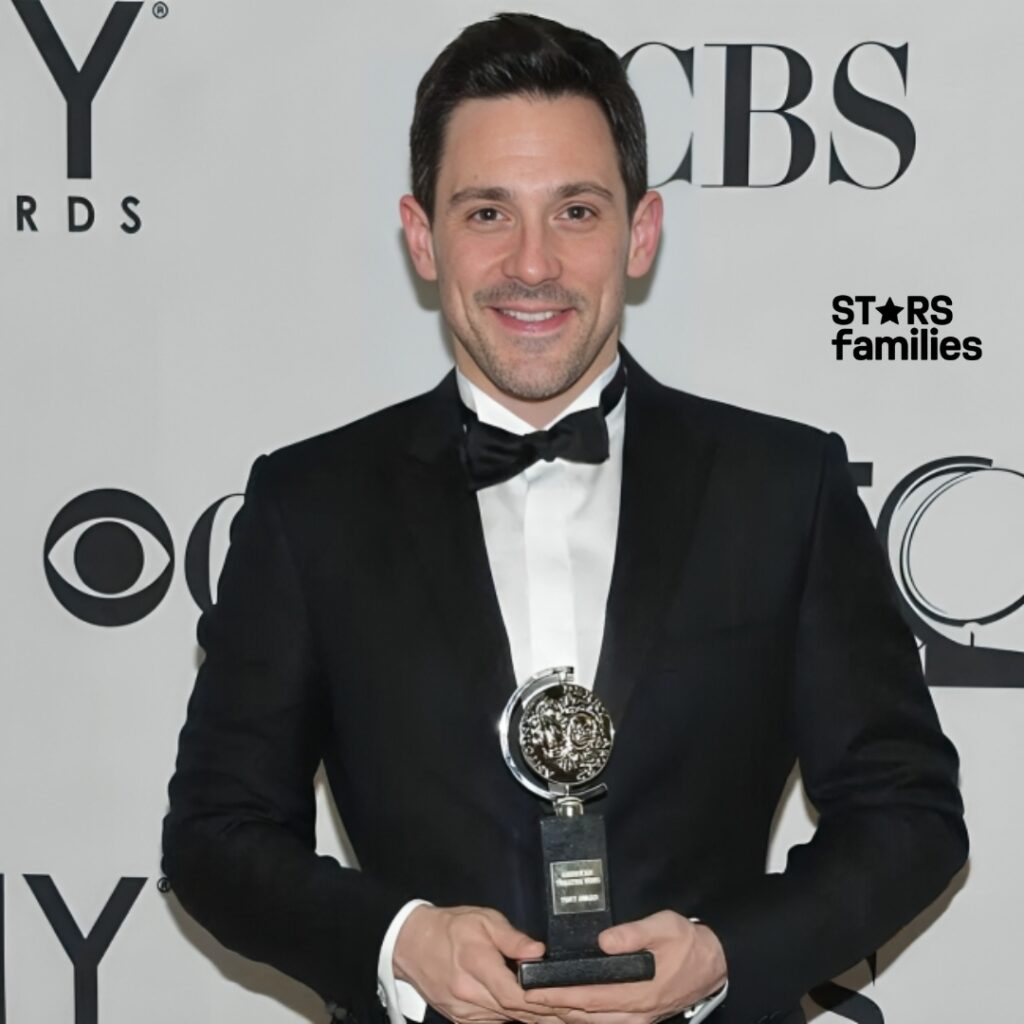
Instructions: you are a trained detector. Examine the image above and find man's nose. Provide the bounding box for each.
[501,218,562,285]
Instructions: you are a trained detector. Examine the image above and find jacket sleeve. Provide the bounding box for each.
[161,455,413,1015]
[696,432,968,1023]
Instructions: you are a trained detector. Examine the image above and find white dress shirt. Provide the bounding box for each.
[376,355,726,1024]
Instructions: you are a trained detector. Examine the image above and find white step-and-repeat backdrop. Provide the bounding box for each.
[2,1,1020,1021]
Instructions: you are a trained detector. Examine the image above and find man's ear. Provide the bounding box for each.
[399,194,438,281]
[626,190,664,279]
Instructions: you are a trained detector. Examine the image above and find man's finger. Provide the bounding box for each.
[456,935,545,1021]
[561,1013,644,1024]
[525,981,656,1013]
[482,916,546,960]
[478,951,551,1020]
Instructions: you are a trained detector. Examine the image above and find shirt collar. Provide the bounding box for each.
[456,353,623,437]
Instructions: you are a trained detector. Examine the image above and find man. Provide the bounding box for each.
[162,13,967,1024]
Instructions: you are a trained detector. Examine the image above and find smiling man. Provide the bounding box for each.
[163,13,967,1024]
[400,91,659,426]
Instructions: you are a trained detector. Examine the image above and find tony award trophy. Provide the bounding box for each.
[499,666,655,989]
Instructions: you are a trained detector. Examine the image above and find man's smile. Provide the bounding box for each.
[488,305,575,333]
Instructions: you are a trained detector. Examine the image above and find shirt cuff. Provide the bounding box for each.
[682,979,728,1022]
[377,899,433,1024]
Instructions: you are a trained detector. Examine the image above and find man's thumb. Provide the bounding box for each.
[598,923,639,954]
[487,918,545,959]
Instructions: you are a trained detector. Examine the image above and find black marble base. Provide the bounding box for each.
[519,949,655,988]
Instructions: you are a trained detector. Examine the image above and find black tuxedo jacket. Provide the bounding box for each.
[162,348,967,1024]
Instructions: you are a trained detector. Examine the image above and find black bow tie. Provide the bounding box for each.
[459,361,627,491]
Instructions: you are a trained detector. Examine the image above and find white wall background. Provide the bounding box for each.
[1,1,1019,1020]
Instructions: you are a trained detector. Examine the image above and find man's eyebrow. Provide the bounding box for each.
[448,186,514,209]
[552,181,615,203]
[447,181,615,210]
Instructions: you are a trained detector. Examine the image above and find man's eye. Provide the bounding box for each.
[470,207,502,222]
[564,205,595,221]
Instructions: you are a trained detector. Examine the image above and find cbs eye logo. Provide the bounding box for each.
[876,456,1024,689]
[43,489,242,626]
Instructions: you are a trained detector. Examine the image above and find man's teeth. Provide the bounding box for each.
[499,309,563,322]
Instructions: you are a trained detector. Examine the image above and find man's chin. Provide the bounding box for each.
[455,320,606,401]
[483,353,591,403]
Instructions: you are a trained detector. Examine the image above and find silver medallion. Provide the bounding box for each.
[519,683,613,785]
[499,666,615,804]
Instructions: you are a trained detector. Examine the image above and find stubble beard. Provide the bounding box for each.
[452,285,620,403]
[462,327,599,401]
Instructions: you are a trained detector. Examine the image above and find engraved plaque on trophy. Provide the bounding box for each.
[499,666,655,989]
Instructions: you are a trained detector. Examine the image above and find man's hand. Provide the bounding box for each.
[523,911,727,1024]
[393,904,562,1024]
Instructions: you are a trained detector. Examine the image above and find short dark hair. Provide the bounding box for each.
[410,12,648,223]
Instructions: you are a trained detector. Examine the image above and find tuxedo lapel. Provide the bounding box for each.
[593,348,719,727]
[397,372,518,711]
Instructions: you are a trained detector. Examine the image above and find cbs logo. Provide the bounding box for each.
[877,456,1024,688]
[43,489,242,626]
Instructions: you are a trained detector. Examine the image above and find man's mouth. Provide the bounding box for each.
[490,306,574,331]
[499,308,561,322]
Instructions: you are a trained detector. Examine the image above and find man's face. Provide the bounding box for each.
[401,93,661,404]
